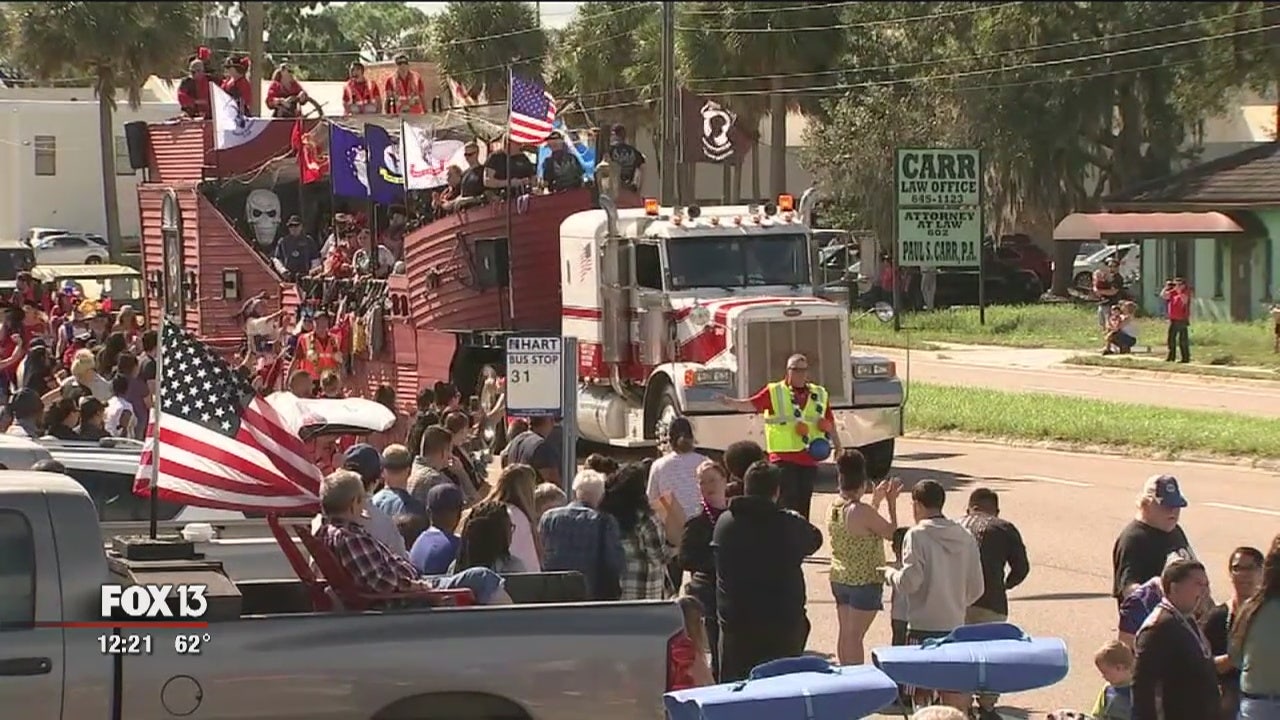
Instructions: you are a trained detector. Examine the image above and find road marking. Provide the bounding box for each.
[1204,502,1280,517]
[1018,475,1093,488]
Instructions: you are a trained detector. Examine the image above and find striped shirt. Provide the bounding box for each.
[646,450,709,520]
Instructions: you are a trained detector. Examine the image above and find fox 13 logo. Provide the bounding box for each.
[100,584,209,620]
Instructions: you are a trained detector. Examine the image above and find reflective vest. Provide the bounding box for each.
[298,332,342,377]
[762,381,829,454]
[386,73,425,114]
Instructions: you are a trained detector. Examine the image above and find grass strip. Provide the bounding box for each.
[854,305,1280,369]
[906,382,1280,458]
[1063,355,1280,381]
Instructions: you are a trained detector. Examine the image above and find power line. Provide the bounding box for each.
[674,1,1021,34]
[694,6,1260,85]
[691,21,1277,97]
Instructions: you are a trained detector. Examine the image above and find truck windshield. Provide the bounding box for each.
[0,248,35,280]
[666,233,810,290]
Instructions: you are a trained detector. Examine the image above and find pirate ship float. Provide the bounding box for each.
[132,107,638,407]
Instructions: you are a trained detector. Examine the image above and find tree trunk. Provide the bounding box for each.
[768,83,787,196]
[244,1,266,117]
[98,93,123,262]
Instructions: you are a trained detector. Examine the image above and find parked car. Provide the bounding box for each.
[0,239,37,295]
[1073,243,1140,289]
[31,232,109,265]
[0,470,686,720]
[995,234,1053,289]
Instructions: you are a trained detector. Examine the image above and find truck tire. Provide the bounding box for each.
[859,438,895,479]
[649,380,681,442]
[1074,271,1093,290]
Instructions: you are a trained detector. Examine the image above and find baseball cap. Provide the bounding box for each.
[1143,474,1188,508]
[341,443,382,484]
[425,483,464,516]
[667,417,694,443]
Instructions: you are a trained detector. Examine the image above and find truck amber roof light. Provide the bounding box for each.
[644,198,659,216]
[709,215,721,226]
[778,194,794,212]
[733,215,743,226]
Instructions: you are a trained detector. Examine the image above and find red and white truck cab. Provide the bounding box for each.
[558,190,903,475]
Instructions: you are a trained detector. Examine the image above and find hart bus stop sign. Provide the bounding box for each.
[504,335,564,416]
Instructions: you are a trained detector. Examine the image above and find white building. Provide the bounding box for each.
[0,84,178,243]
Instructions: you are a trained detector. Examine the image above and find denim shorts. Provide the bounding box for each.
[831,582,883,611]
[431,566,503,604]
[1240,695,1280,719]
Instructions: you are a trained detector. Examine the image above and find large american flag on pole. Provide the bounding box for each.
[508,73,556,145]
[133,321,322,512]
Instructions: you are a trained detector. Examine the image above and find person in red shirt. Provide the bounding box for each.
[343,61,381,115]
[383,54,426,115]
[717,353,842,521]
[266,64,309,119]
[1161,276,1193,363]
[177,57,212,119]
[221,56,253,116]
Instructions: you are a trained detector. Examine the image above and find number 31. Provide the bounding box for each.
[510,369,531,383]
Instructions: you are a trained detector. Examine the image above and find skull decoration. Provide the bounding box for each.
[245,189,282,248]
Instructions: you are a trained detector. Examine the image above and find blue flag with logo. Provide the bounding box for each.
[536,118,595,180]
[363,123,405,206]
[329,124,370,201]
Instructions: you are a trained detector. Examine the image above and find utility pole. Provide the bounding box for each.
[244,1,265,117]
[659,1,677,205]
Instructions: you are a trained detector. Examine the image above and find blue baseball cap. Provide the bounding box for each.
[341,443,382,484]
[1144,474,1188,508]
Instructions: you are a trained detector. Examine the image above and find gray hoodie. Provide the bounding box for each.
[886,517,985,633]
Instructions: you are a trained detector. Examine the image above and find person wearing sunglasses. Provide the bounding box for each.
[1204,546,1265,719]
[717,353,840,521]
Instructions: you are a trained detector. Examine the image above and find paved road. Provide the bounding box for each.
[800,437,1280,717]
[858,344,1280,418]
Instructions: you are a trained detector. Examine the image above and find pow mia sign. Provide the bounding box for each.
[682,88,751,165]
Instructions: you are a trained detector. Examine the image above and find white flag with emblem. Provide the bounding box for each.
[211,82,271,151]
[400,120,464,190]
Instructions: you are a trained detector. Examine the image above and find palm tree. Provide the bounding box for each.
[680,2,844,197]
[7,2,201,261]
[431,1,547,102]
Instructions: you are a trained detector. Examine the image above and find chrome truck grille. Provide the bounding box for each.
[740,314,851,406]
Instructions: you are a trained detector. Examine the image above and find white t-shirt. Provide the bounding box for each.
[506,503,541,572]
[105,396,136,437]
[646,451,710,520]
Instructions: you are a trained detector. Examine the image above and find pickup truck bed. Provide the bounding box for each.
[2,472,683,720]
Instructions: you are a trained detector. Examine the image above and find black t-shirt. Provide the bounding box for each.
[1112,519,1193,599]
[542,151,584,192]
[484,151,536,182]
[459,166,486,198]
[608,143,646,187]
[139,355,157,384]
[503,427,560,479]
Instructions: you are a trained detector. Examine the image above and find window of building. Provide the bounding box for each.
[33,135,56,176]
[114,135,135,175]
[0,510,35,626]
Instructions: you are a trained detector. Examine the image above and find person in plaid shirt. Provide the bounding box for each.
[600,462,685,600]
[315,470,511,604]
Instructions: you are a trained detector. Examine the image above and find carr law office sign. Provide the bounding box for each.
[895,149,982,268]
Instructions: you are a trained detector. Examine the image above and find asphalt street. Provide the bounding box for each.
[858,344,1280,418]
[805,437,1280,717]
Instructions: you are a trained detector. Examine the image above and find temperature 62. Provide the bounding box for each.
[174,633,210,655]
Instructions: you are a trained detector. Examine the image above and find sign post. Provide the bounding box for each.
[504,334,578,494]
[894,148,985,323]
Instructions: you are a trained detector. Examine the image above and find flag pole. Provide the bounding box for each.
[148,317,166,539]
[398,117,409,214]
[503,65,514,330]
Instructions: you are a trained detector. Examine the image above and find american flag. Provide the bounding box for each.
[509,74,556,145]
[133,321,322,513]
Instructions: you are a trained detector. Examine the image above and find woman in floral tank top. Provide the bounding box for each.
[828,449,901,665]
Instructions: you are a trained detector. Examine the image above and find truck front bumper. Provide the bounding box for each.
[686,405,902,452]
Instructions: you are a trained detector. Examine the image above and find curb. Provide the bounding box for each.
[902,431,1280,472]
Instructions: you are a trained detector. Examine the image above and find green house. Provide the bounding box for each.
[1054,143,1280,322]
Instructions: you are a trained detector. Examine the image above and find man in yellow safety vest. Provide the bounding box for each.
[717,353,841,520]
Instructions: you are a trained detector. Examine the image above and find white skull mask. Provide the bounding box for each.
[245,189,282,248]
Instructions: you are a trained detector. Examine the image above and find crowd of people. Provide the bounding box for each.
[0,272,154,443]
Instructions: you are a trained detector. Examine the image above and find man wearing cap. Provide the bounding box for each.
[409,483,466,575]
[221,56,253,116]
[540,131,585,192]
[606,124,646,192]
[1113,474,1196,610]
[343,61,381,115]
[484,137,537,196]
[271,215,320,281]
[384,54,426,115]
[311,444,408,557]
[458,142,486,200]
[717,353,841,521]
[177,56,212,118]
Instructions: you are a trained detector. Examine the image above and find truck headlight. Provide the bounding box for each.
[853,361,896,379]
[688,304,711,327]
